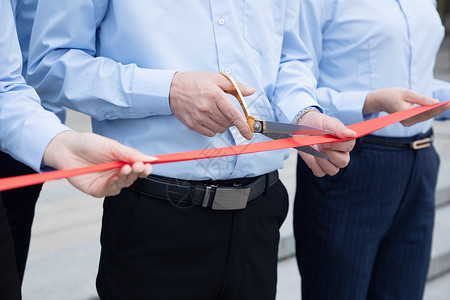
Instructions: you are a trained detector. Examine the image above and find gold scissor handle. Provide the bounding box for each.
[219,72,257,132]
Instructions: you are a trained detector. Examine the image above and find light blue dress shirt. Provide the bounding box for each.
[298,0,450,138]
[10,0,66,122]
[28,0,319,180]
[0,0,68,171]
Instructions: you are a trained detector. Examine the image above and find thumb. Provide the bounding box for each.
[406,92,439,106]
[217,73,256,97]
[323,116,356,139]
[236,82,256,96]
[110,141,158,164]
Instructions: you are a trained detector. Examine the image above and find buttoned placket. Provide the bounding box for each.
[396,0,414,90]
[210,0,245,179]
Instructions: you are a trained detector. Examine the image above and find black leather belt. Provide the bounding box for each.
[362,129,433,150]
[128,171,279,210]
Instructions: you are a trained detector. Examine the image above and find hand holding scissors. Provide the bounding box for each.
[220,72,357,176]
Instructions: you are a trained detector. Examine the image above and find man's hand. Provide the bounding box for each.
[297,111,356,177]
[43,131,156,197]
[363,87,443,126]
[169,71,255,139]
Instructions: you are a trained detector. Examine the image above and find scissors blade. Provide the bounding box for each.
[265,133,329,160]
[294,146,330,160]
[263,121,333,136]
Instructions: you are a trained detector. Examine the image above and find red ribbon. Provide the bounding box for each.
[0,101,448,192]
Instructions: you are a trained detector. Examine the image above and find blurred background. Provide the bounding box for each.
[20,3,450,299]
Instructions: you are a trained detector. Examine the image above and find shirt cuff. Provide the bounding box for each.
[21,118,70,172]
[280,93,322,124]
[322,90,371,126]
[132,67,176,116]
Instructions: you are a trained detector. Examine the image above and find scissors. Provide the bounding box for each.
[220,72,331,160]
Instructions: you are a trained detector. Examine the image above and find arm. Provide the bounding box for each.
[27,0,175,121]
[432,79,450,120]
[298,0,446,128]
[271,1,320,124]
[272,1,355,177]
[296,0,373,125]
[1,0,153,197]
[0,0,67,170]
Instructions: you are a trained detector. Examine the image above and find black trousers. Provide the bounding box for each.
[96,177,288,300]
[0,194,22,300]
[0,151,42,282]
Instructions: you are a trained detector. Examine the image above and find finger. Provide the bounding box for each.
[114,164,138,190]
[320,139,356,153]
[215,93,253,140]
[139,163,153,178]
[311,150,341,176]
[210,106,236,127]
[123,172,140,188]
[217,75,256,97]
[329,122,356,139]
[126,162,148,185]
[193,124,217,137]
[405,91,439,106]
[319,147,351,169]
[118,164,133,177]
[235,82,256,96]
[131,162,145,174]
[317,160,340,176]
[110,140,159,164]
[232,115,253,140]
[304,112,356,139]
[100,174,123,197]
[401,103,450,126]
[298,150,326,177]
[201,116,228,134]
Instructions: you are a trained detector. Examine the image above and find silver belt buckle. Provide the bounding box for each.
[202,185,251,210]
[412,137,432,150]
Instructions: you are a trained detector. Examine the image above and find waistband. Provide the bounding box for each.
[128,171,279,210]
[362,129,433,150]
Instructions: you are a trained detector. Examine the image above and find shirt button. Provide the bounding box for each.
[218,18,225,25]
[225,68,231,74]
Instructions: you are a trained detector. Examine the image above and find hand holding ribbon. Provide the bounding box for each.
[0,101,448,192]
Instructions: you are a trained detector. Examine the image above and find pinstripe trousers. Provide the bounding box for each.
[294,135,439,300]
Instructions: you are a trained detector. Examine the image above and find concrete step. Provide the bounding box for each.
[429,204,450,280]
[276,255,450,300]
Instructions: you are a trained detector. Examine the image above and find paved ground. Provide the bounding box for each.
[20,37,450,300]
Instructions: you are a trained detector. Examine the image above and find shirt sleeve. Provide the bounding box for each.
[296,0,374,126]
[27,0,175,121]
[271,1,321,124]
[432,78,450,120]
[0,0,69,171]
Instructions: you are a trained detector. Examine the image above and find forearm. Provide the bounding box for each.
[273,27,320,122]
[315,87,370,126]
[28,49,175,120]
[28,0,175,121]
[433,79,450,120]
[0,91,69,171]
